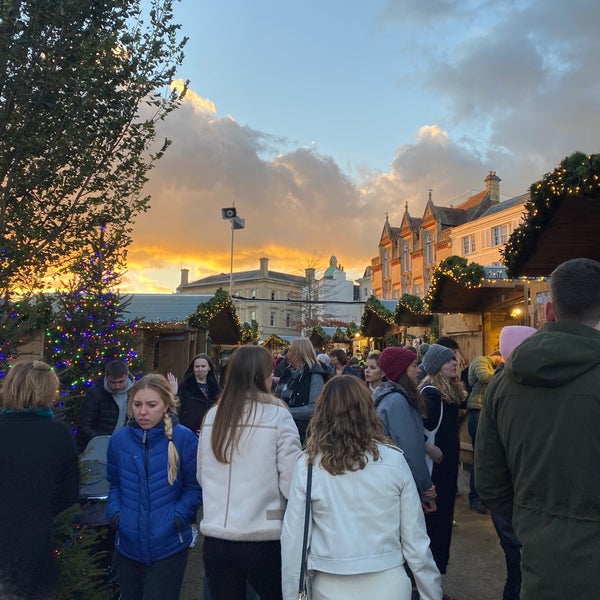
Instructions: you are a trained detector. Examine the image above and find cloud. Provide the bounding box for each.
[124,0,600,293]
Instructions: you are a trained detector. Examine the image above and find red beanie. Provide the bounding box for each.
[378,347,416,383]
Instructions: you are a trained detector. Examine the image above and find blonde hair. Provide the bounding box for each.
[420,371,466,406]
[0,359,59,410]
[306,375,390,475]
[289,338,318,369]
[211,346,280,463]
[128,374,180,485]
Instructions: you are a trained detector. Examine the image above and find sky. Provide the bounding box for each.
[122,0,600,293]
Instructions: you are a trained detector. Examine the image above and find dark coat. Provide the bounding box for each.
[177,374,220,434]
[78,374,135,451]
[0,412,79,598]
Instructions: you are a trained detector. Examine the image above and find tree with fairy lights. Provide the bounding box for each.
[45,251,144,432]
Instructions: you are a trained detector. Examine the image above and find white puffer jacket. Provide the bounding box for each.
[198,396,301,541]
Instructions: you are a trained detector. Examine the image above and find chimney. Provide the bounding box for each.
[180,268,189,286]
[305,267,315,282]
[259,257,269,278]
[485,171,501,203]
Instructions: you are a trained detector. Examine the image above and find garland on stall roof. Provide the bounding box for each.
[346,321,360,339]
[240,319,259,345]
[360,296,394,334]
[394,293,433,326]
[331,327,348,343]
[424,256,486,313]
[502,151,600,277]
[188,288,242,338]
[310,325,331,345]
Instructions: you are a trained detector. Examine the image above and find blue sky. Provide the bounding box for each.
[124,0,600,292]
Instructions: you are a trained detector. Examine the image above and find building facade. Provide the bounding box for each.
[371,171,506,299]
[177,257,307,339]
[316,256,362,325]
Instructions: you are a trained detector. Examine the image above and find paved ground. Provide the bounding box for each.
[180,468,508,600]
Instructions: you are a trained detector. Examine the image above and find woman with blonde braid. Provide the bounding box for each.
[107,374,202,599]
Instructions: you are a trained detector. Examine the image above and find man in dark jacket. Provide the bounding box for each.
[78,360,135,451]
[476,258,600,600]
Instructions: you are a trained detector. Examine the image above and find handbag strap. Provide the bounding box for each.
[298,462,313,596]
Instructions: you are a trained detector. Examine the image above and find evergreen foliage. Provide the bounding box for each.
[0,0,187,297]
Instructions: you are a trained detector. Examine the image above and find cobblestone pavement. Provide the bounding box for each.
[181,469,507,600]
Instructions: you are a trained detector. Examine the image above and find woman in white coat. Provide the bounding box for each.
[198,345,301,600]
[281,375,441,600]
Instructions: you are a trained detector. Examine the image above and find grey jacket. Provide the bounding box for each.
[373,381,433,502]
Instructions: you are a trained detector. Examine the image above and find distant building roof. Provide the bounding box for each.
[182,268,305,288]
[121,294,214,323]
[478,193,529,219]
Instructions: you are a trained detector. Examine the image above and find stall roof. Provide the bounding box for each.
[508,195,600,276]
[428,279,525,314]
[121,294,240,345]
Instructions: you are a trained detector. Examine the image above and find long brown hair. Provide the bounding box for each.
[210,345,280,463]
[397,372,427,416]
[306,375,389,475]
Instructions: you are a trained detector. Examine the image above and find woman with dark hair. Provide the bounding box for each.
[419,344,466,584]
[107,374,202,599]
[198,345,301,600]
[329,348,359,377]
[373,346,437,512]
[0,359,79,599]
[281,376,441,600]
[275,338,326,443]
[172,353,221,435]
[364,350,385,392]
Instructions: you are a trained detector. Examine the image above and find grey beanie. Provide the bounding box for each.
[417,342,430,361]
[422,343,455,376]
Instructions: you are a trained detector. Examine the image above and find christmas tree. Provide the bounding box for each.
[45,254,144,434]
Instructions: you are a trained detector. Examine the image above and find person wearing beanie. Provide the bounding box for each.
[422,344,456,377]
[498,325,537,359]
[373,347,437,512]
[419,344,466,580]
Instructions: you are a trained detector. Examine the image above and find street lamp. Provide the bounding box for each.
[221,206,245,296]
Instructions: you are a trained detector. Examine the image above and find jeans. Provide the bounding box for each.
[468,409,481,503]
[113,548,189,600]
[203,536,282,600]
[491,512,522,600]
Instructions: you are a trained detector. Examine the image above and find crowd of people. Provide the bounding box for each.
[1,257,599,600]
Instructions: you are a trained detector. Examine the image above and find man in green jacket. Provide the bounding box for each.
[475,258,600,600]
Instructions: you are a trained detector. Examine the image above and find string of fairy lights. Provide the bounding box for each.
[502,151,600,277]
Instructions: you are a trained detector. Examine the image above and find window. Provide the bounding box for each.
[271,290,276,300]
[462,234,476,255]
[286,313,291,327]
[401,240,411,271]
[251,289,256,299]
[491,225,509,246]
[424,231,435,265]
[270,312,275,326]
[250,310,256,321]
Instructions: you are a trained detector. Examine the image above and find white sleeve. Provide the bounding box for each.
[277,408,303,499]
[281,457,310,600]
[397,456,443,600]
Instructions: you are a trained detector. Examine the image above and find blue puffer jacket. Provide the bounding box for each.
[106,417,202,565]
